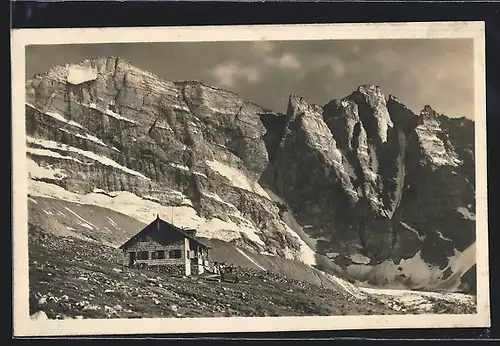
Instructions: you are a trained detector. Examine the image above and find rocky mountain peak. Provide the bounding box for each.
[346,84,393,144]
[386,94,420,135]
[25,58,476,293]
[420,104,440,120]
[286,94,322,117]
[356,84,383,95]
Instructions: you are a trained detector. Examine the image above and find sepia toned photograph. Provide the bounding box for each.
[11,22,489,336]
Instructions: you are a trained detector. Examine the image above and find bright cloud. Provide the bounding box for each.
[313,56,347,77]
[265,53,301,70]
[211,62,262,87]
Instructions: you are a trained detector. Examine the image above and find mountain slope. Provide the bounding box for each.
[25,57,476,293]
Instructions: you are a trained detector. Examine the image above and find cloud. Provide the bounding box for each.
[210,62,262,88]
[370,50,402,67]
[312,56,347,77]
[27,39,474,119]
[265,53,301,70]
[251,41,276,54]
[351,44,361,54]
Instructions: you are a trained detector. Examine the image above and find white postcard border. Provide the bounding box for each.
[11,22,489,337]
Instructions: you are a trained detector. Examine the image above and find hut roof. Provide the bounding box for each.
[119,215,211,249]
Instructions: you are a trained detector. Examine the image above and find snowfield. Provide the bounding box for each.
[27,178,477,314]
[27,137,149,179]
[280,221,317,266]
[27,147,84,164]
[27,103,85,129]
[358,287,475,313]
[205,160,270,199]
[66,65,98,85]
[28,179,266,247]
[346,243,476,292]
[28,159,68,181]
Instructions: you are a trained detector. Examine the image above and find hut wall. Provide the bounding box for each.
[122,238,186,267]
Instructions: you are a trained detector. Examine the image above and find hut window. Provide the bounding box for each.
[168,249,182,259]
[152,250,165,259]
[137,251,149,260]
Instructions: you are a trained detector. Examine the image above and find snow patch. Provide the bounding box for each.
[349,253,371,265]
[280,222,317,266]
[400,221,426,241]
[347,250,445,288]
[105,108,137,124]
[27,159,67,181]
[64,207,95,230]
[436,231,452,242]
[28,180,264,246]
[27,137,149,180]
[80,101,137,124]
[67,65,97,85]
[79,222,94,230]
[172,104,190,112]
[107,217,118,227]
[60,128,118,151]
[368,144,379,174]
[93,188,108,194]
[27,103,84,129]
[457,206,476,220]
[156,124,173,131]
[27,146,84,164]
[28,197,38,204]
[193,171,208,178]
[216,143,232,151]
[202,192,237,209]
[205,160,270,199]
[449,243,476,275]
[322,272,366,300]
[359,287,475,313]
[170,163,190,172]
[438,243,476,291]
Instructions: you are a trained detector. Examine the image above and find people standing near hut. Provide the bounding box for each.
[212,262,220,275]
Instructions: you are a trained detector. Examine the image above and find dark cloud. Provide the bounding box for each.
[26,38,474,119]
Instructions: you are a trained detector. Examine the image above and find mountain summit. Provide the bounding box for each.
[26,57,476,293]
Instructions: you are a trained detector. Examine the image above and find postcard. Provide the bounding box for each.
[11,22,489,336]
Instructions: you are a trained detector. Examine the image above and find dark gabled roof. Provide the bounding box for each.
[119,215,211,249]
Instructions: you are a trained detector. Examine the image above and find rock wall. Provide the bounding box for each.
[25,57,476,292]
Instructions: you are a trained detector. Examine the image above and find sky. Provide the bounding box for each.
[26,39,475,119]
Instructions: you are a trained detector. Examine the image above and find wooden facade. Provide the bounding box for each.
[119,215,211,276]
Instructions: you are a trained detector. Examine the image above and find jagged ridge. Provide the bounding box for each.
[25,57,476,293]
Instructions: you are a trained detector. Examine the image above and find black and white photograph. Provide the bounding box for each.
[11,22,489,336]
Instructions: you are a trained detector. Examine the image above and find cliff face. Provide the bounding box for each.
[271,87,475,291]
[25,57,476,292]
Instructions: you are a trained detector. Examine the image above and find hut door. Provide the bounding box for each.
[129,252,136,267]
